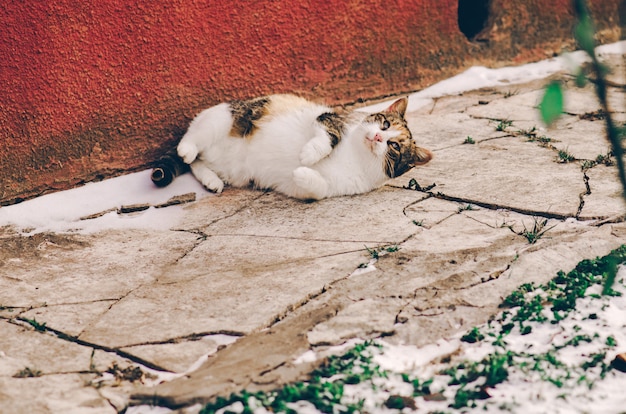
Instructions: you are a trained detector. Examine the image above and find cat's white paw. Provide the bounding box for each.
[177,141,199,164]
[292,167,328,200]
[202,177,224,193]
[190,161,224,193]
[299,135,332,166]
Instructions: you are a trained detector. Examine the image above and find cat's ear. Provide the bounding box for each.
[384,97,408,118]
[411,145,433,166]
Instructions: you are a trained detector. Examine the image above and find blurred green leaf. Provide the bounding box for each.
[574,68,587,88]
[540,81,564,127]
[574,15,595,55]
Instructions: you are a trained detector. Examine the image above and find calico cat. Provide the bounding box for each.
[151,94,432,200]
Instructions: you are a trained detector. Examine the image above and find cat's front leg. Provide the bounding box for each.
[299,132,334,166]
[292,167,328,200]
[190,160,224,193]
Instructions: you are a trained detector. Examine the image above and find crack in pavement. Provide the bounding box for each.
[428,191,577,221]
[121,330,245,349]
[7,316,172,372]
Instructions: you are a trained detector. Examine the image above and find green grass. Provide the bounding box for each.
[200,342,382,414]
[463,136,476,144]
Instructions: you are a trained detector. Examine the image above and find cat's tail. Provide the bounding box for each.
[151,149,190,187]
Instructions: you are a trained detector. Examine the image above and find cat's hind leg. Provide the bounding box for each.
[177,140,200,164]
[190,160,224,193]
[292,167,328,200]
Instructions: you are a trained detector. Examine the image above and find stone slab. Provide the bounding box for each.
[403,136,586,217]
[0,374,115,414]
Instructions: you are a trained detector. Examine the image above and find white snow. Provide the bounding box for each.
[0,169,207,235]
[364,40,625,113]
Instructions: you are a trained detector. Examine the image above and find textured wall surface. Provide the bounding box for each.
[0,0,622,205]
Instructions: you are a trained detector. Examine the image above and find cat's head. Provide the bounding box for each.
[362,98,432,178]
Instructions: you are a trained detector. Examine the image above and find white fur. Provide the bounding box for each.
[177,100,397,200]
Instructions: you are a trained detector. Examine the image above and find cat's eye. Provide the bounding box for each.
[381,120,391,130]
[388,141,400,151]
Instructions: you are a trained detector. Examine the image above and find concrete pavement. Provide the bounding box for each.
[1,55,625,413]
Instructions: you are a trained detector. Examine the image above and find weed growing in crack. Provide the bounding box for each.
[527,135,554,146]
[579,109,607,121]
[405,178,436,192]
[495,119,513,131]
[13,367,42,378]
[581,151,615,171]
[557,149,576,163]
[23,318,46,332]
[365,245,400,260]
[464,136,476,144]
[596,151,615,166]
[413,219,425,227]
[458,203,477,212]
[501,217,556,244]
[106,362,147,383]
[0,304,14,313]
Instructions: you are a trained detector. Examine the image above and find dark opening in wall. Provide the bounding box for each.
[458,0,491,40]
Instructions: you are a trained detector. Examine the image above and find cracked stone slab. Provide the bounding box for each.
[121,334,239,374]
[464,88,545,124]
[392,222,626,347]
[79,250,366,348]
[0,374,115,414]
[201,187,424,243]
[406,112,516,153]
[174,187,264,230]
[580,165,626,219]
[545,118,615,160]
[168,235,368,279]
[400,196,458,228]
[0,230,198,307]
[19,301,116,338]
[307,298,405,346]
[404,136,586,217]
[0,320,95,376]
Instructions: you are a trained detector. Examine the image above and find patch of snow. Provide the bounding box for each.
[0,170,207,235]
[294,350,318,365]
[365,40,626,113]
[373,339,460,372]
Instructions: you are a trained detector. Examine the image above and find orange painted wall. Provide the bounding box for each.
[0,0,622,205]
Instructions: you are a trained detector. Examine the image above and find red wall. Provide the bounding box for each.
[0,0,622,205]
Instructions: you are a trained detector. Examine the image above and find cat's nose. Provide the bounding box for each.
[373,133,383,142]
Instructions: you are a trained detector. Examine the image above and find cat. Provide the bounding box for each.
[151,94,432,200]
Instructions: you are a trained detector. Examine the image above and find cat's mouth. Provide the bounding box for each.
[365,133,383,151]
